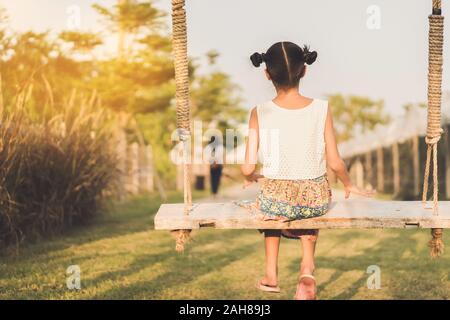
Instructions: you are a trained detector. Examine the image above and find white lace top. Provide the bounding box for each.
[256,99,328,180]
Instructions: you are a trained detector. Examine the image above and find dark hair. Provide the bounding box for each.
[250,41,317,89]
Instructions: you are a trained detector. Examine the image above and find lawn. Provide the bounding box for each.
[0,192,449,300]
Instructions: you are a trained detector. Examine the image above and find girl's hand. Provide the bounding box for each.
[344,184,376,199]
[243,173,264,189]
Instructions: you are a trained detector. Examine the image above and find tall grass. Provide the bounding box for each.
[0,86,118,253]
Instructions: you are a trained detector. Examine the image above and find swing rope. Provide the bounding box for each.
[423,0,445,258]
[172,0,192,252]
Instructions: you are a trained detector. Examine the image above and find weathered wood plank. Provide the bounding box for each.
[154,201,450,230]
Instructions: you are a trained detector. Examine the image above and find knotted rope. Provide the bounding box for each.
[172,0,192,252]
[423,0,445,258]
[433,0,442,12]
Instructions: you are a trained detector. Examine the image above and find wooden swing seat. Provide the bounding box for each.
[155,200,450,230]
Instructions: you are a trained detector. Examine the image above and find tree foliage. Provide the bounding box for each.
[93,1,165,35]
[0,1,245,185]
[328,94,390,142]
[59,31,103,53]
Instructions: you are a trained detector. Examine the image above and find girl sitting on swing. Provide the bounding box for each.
[242,41,374,300]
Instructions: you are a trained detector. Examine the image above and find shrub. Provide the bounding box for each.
[0,92,118,253]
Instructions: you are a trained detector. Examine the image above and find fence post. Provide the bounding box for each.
[355,157,364,188]
[376,147,384,192]
[392,143,400,196]
[412,135,420,196]
[365,151,373,189]
[146,145,155,192]
[139,145,154,193]
[116,129,127,201]
[127,142,139,195]
[176,165,184,191]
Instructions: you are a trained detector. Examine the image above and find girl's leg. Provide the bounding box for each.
[294,230,319,300]
[279,229,318,273]
[300,231,318,275]
[262,230,281,286]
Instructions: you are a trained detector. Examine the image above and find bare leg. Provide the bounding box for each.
[262,230,281,286]
[294,231,318,300]
[300,233,317,275]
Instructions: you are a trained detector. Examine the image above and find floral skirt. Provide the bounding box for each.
[257,174,332,240]
[258,175,331,220]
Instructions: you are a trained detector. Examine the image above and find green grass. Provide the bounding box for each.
[0,191,450,300]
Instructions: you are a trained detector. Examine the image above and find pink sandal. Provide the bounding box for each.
[294,274,317,300]
[256,279,281,293]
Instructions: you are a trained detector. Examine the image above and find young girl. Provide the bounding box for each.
[241,41,373,300]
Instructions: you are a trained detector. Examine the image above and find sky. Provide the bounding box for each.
[1,0,449,116]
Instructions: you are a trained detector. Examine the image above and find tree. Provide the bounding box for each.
[59,31,103,54]
[192,72,245,124]
[0,3,245,186]
[93,0,165,57]
[328,94,390,142]
[206,50,220,66]
[192,51,245,124]
[402,102,427,113]
[89,1,174,114]
[0,31,80,111]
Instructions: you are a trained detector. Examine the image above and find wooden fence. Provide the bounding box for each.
[337,124,450,200]
[116,130,154,199]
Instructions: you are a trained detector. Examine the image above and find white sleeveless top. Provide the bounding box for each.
[256,99,328,180]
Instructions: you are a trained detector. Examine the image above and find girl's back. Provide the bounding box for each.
[257,98,328,180]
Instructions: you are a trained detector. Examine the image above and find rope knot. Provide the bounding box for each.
[425,128,443,145]
[171,229,192,252]
[176,128,191,142]
[429,228,444,258]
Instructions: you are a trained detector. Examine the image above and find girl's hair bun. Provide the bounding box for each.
[303,45,317,65]
[250,52,265,67]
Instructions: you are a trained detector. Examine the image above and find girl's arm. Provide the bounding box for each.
[241,107,263,186]
[325,107,374,198]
